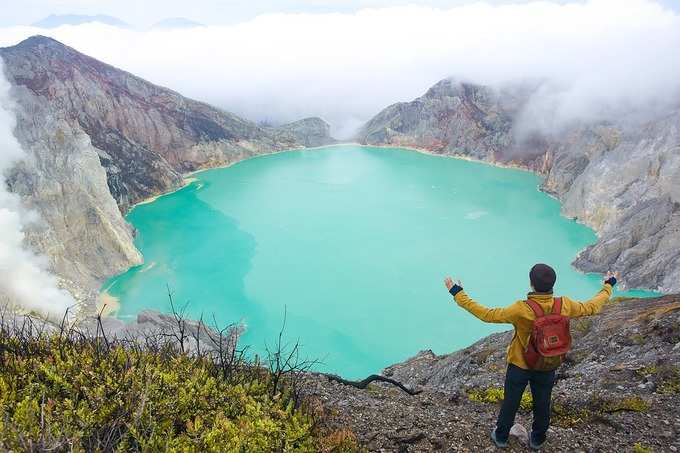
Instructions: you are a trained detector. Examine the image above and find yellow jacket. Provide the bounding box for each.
[453,284,613,370]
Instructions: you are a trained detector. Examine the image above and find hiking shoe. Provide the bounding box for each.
[529,436,546,451]
[490,429,509,448]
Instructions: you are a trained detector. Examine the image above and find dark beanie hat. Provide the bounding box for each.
[530,263,556,292]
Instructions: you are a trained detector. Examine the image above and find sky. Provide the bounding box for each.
[2,0,588,27]
[1,0,678,27]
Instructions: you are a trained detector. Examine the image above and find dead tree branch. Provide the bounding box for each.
[321,373,421,396]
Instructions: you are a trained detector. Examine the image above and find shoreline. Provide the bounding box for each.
[356,142,538,175]
[130,142,537,211]
[183,143,358,178]
[127,177,198,213]
[97,291,120,317]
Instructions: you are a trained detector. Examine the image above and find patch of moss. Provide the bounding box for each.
[467,387,532,412]
[366,383,381,395]
[635,365,658,377]
[473,348,496,364]
[600,396,649,413]
[633,443,653,453]
[658,367,680,395]
[635,365,680,394]
[551,402,589,427]
[628,333,645,345]
[573,318,593,335]
[551,395,649,428]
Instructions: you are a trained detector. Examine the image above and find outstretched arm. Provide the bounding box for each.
[444,277,520,324]
[564,271,619,318]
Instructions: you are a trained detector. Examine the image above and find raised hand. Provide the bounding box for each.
[604,271,620,285]
[444,276,462,291]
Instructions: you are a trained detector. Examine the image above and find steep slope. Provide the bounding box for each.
[359,80,528,161]
[358,79,680,293]
[0,35,334,305]
[273,117,337,148]
[304,294,680,451]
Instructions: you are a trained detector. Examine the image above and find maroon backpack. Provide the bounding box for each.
[523,297,571,371]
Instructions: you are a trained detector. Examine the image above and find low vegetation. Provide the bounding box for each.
[468,386,650,428]
[0,310,359,452]
[637,364,680,394]
[467,387,533,412]
[572,317,593,335]
[632,443,653,453]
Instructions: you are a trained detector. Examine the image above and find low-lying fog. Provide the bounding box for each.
[1,0,679,139]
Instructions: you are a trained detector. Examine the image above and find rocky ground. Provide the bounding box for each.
[302,294,680,452]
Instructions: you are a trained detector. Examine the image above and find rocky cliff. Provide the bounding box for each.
[273,117,337,148]
[0,35,335,307]
[358,79,680,293]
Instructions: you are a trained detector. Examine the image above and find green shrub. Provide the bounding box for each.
[0,322,358,452]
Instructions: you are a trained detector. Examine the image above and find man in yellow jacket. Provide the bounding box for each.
[444,263,618,450]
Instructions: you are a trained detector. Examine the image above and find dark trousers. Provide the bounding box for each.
[495,363,556,445]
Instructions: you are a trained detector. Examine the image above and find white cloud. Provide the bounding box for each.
[0,0,678,138]
[0,60,74,317]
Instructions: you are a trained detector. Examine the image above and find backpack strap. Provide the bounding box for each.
[525,299,545,318]
[552,297,563,315]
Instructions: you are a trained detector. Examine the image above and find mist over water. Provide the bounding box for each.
[104,146,654,377]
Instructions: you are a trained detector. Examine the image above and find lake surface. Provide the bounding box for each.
[103,145,652,378]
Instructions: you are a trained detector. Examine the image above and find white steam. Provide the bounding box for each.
[0,60,74,316]
[0,0,679,138]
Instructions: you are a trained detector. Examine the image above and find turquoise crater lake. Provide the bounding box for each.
[103,145,651,378]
